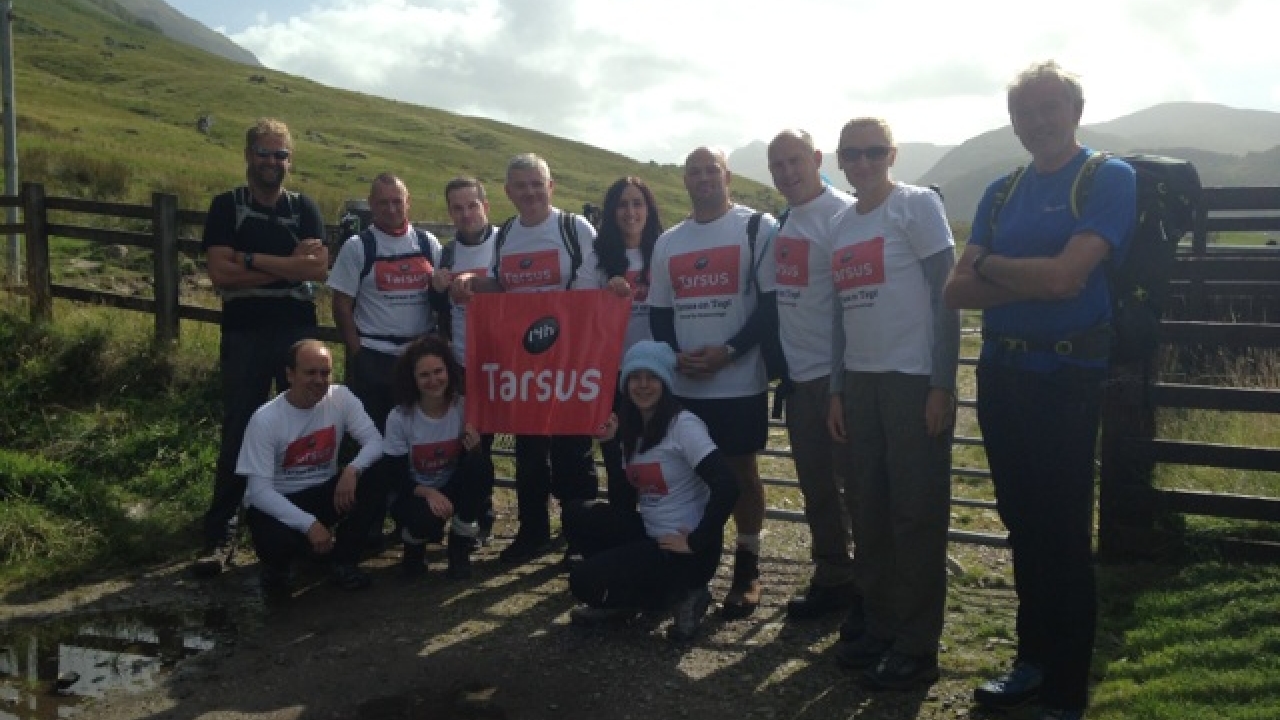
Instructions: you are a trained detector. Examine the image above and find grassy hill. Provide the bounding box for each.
[12,0,781,226]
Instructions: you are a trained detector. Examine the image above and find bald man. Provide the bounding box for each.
[647,146,779,620]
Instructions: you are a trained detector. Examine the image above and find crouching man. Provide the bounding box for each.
[240,339,386,594]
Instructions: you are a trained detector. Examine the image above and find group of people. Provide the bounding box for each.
[188,59,1133,720]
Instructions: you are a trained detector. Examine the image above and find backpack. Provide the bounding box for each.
[356,227,439,282]
[493,212,583,290]
[745,211,790,384]
[233,186,301,234]
[987,152,1201,363]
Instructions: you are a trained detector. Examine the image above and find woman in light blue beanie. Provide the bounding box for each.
[562,340,739,642]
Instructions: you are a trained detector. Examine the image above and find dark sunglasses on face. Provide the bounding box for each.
[252,147,292,160]
[838,145,892,163]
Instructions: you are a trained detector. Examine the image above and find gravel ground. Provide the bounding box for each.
[1,504,1025,720]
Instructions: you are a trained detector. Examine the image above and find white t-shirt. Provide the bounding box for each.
[490,209,600,292]
[239,385,384,533]
[445,227,498,367]
[328,227,443,354]
[647,205,778,399]
[775,186,855,382]
[625,411,718,539]
[832,183,954,375]
[383,399,465,489]
[617,248,652,352]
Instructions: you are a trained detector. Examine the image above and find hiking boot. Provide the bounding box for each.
[834,633,893,670]
[330,562,372,591]
[1040,709,1085,720]
[719,548,761,620]
[402,539,427,578]
[445,532,473,580]
[838,593,867,640]
[861,650,940,690]
[569,605,638,627]
[786,581,859,620]
[668,586,713,642]
[973,660,1044,709]
[498,530,553,565]
[191,542,236,578]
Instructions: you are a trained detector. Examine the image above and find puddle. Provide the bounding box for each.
[0,606,243,719]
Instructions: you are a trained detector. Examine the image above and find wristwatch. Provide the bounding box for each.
[243,252,255,270]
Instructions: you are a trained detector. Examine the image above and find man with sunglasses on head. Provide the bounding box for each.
[192,118,330,578]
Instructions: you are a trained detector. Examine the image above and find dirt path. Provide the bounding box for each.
[2,516,1020,720]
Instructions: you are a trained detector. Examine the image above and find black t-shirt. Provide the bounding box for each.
[201,187,325,330]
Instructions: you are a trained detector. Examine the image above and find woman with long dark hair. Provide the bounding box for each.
[384,335,494,579]
[592,177,666,507]
[563,341,739,642]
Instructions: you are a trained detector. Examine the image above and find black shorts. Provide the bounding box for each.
[677,392,768,457]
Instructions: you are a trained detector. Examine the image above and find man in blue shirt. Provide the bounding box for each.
[944,60,1136,720]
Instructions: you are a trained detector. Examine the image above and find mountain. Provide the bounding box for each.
[728,140,952,194]
[918,104,1280,223]
[12,0,780,225]
[112,0,263,67]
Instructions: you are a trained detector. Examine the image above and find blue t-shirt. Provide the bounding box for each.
[969,148,1136,372]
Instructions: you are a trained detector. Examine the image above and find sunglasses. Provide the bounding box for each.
[838,145,892,163]
[252,147,292,160]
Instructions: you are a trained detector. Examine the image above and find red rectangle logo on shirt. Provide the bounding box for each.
[282,427,337,470]
[627,461,669,498]
[625,268,650,303]
[669,245,740,299]
[374,256,432,292]
[774,235,811,287]
[411,439,462,475]
[832,236,886,291]
[465,291,629,435]
[499,249,561,290]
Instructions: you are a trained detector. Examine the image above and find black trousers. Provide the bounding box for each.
[512,435,598,538]
[391,450,495,541]
[245,470,389,569]
[977,363,1104,712]
[564,500,722,610]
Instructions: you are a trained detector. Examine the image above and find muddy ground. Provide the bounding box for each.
[1,509,1026,720]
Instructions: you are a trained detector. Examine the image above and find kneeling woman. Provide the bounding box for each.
[565,341,739,641]
[384,336,494,578]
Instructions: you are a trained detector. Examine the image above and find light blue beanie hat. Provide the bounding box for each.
[620,340,677,391]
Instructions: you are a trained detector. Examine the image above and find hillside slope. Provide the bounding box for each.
[12,0,779,225]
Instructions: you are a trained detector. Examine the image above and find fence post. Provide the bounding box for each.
[21,182,50,323]
[1097,359,1160,560]
[151,192,180,344]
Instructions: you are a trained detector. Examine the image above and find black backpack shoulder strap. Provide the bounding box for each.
[357,228,378,281]
[440,240,455,270]
[559,212,583,289]
[1070,151,1111,219]
[986,166,1026,236]
[412,227,437,268]
[745,211,764,294]
[492,216,518,280]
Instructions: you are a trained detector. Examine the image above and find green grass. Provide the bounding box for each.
[0,297,222,589]
[1092,561,1280,720]
[10,0,781,229]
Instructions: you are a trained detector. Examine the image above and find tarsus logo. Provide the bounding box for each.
[694,255,710,270]
[520,257,535,269]
[523,316,560,354]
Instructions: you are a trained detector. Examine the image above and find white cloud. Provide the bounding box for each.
[214,0,1280,162]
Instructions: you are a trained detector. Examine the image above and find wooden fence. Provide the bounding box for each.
[4,182,1280,557]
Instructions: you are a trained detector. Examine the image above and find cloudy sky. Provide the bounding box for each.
[168,0,1280,163]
